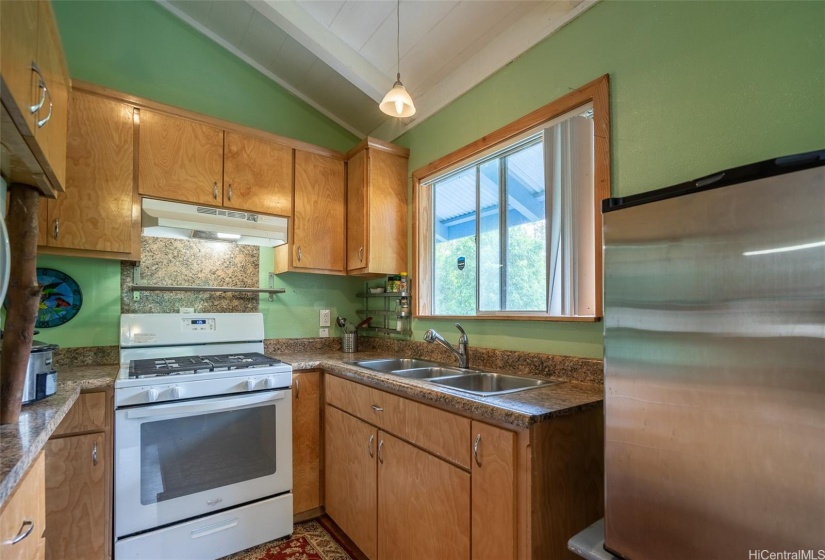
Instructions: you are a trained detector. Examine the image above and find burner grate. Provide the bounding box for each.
[129,352,281,379]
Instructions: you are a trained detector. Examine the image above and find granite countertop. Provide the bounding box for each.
[0,364,119,510]
[275,350,604,429]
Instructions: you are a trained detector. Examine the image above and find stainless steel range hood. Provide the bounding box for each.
[141,198,287,247]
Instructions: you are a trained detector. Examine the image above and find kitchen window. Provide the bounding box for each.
[412,75,610,320]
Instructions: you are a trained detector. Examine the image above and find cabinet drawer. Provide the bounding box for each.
[325,375,471,469]
[325,374,386,426]
[0,452,46,560]
[52,391,108,437]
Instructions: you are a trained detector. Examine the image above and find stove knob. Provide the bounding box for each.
[244,378,256,391]
[145,388,159,403]
[264,376,276,389]
[170,385,183,399]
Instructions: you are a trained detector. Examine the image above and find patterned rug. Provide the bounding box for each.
[221,520,353,560]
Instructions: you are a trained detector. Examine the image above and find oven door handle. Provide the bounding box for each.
[125,391,286,419]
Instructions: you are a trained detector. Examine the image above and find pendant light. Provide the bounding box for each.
[379,0,415,117]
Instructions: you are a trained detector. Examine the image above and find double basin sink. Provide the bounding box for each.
[347,358,554,396]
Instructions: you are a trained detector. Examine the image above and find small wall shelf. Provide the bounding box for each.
[356,284,412,337]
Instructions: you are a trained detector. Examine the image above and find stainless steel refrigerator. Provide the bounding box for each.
[601,150,825,560]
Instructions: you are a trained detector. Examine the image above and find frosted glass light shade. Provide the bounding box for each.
[379,79,416,118]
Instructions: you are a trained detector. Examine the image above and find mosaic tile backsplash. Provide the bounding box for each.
[121,237,260,314]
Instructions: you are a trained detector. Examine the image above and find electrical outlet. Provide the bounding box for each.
[180,307,194,314]
[319,327,330,338]
[320,309,331,327]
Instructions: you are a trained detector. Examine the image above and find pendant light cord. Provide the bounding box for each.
[396,0,401,82]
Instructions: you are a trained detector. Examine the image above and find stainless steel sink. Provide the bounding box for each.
[389,366,472,379]
[348,358,441,372]
[429,372,555,396]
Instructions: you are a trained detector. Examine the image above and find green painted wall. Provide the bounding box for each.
[52,0,357,152]
[29,0,362,348]
[397,0,825,359]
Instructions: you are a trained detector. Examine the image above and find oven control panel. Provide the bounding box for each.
[181,318,216,332]
[115,369,293,407]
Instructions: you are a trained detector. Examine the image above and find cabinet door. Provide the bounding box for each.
[0,452,45,560]
[325,405,377,559]
[224,132,292,216]
[366,149,408,275]
[377,431,470,560]
[46,90,134,253]
[34,0,68,190]
[471,422,516,560]
[293,371,321,515]
[0,0,38,134]
[346,149,368,271]
[293,150,345,272]
[138,109,223,205]
[45,432,108,560]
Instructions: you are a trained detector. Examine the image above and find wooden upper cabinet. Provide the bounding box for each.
[41,90,135,256]
[138,109,224,205]
[33,0,69,190]
[280,150,346,273]
[346,138,409,276]
[0,0,69,196]
[224,132,293,216]
[0,0,39,134]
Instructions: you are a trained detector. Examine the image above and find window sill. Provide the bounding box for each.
[414,314,602,323]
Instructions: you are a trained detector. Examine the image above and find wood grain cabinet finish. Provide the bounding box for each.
[0,452,46,560]
[0,0,70,197]
[138,108,224,205]
[377,431,470,560]
[224,132,293,217]
[324,405,377,560]
[45,390,113,560]
[39,89,136,258]
[346,138,409,276]
[471,421,517,560]
[292,371,321,515]
[275,150,346,274]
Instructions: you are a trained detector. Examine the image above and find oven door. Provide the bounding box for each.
[115,389,291,538]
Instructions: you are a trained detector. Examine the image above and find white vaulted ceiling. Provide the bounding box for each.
[158,0,597,140]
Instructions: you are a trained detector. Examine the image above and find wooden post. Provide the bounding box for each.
[0,184,43,424]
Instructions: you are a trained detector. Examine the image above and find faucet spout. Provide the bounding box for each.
[423,323,469,368]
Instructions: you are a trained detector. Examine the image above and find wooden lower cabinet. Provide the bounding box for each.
[292,371,322,516]
[44,390,113,560]
[322,374,604,560]
[324,405,377,559]
[377,431,470,560]
[0,452,46,560]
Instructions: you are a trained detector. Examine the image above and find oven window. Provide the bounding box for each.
[139,406,277,505]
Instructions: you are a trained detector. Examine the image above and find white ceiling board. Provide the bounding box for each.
[251,0,388,101]
[299,0,346,27]
[238,11,289,67]
[328,1,395,53]
[206,0,255,47]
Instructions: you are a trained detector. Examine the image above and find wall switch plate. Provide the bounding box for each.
[319,327,330,337]
[180,307,194,314]
[133,292,140,301]
[320,309,331,327]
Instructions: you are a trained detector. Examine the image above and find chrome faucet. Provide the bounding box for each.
[423,323,469,368]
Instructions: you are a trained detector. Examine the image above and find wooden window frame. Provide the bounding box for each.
[411,74,610,321]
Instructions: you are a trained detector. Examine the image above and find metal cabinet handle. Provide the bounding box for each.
[296,246,302,262]
[473,433,482,467]
[30,63,46,114]
[53,218,59,241]
[368,434,374,458]
[294,378,299,399]
[377,439,384,464]
[228,183,233,201]
[213,182,219,200]
[92,441,98,466]
[36,86,53,128]
[371,404,383,412]
[358,246,363,262]
[11,520,34,545]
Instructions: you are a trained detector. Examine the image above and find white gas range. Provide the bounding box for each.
[114,313,293,560]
